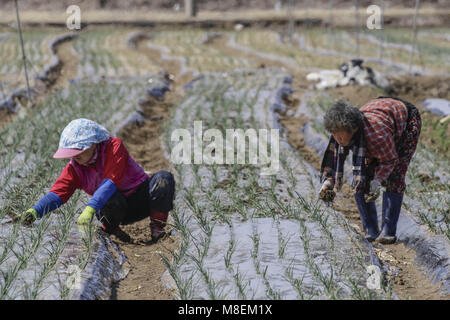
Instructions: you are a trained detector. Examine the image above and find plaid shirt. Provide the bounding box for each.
[360,98,408,183]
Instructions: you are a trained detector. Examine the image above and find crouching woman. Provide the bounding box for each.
[318,97,421,244]
[15,118,175,243]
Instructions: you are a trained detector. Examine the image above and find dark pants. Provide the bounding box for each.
[96,170,175,229]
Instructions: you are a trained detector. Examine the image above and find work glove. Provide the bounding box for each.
[77,206,96,225]
[365,179,381,202]
[13,208,38,226]
[319,180,336,202]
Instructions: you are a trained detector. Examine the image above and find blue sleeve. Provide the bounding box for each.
[87,178,117,212]
[33,192,63,218]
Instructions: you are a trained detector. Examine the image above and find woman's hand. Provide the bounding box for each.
[13,208,38,226]
[365,179,381,202]
[77,206,96,225]
[319,180,336,202]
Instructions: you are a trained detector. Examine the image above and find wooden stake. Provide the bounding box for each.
[185,0,197,18]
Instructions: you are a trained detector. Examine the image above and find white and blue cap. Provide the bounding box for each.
[53,118,110,159]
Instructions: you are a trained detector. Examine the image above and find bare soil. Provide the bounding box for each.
[51,40,78,90]
[387,75,450,104]
[112,97,180,300]
[0,109,17,129]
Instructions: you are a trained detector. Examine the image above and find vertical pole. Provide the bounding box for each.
[327,0,334,51]
[14,0,33,105]
[354,0,360,59]
[287,0,295,44]
[409,0,420,74]
[185,0,197,18]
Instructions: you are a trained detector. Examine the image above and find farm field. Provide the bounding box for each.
[0,21,449,301]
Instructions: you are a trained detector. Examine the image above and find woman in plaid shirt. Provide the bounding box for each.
[319,97,421,244]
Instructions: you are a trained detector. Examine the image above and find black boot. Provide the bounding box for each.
[354,192,380,242]
[100,224,132,243]
[376,192,403,244]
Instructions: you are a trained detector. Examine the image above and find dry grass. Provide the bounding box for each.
[0,7,448,26]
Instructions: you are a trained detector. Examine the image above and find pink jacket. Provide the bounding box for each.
[51,137,148,202]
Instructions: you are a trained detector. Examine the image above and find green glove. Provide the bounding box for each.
[13,208,38,226]
[77,206,96,225]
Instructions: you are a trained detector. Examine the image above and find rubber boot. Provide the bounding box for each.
[376,191,403,244]
[149,208,168,243]
[354,192,380,242]
[100,224,131,243]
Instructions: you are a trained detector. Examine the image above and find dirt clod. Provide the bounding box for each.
[319,189,336,202]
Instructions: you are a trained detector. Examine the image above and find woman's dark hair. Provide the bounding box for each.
[323,99,364,133]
